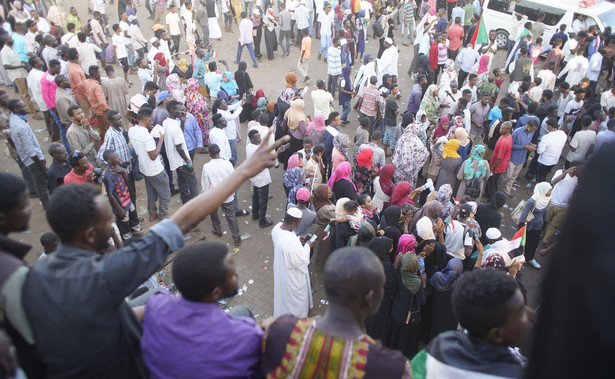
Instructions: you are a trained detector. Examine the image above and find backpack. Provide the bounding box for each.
[464,177,482,200]
[372,17,384,38]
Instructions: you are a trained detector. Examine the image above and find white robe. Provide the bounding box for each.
[376,46,398,86]
[272,224,313,318]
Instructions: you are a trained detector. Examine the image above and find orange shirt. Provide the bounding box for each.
[81,79,110,116]
[301,36,312,60]
[66,61,86,102]
[448,24,464,51]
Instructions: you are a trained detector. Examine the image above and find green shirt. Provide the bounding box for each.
[463,4,476,25]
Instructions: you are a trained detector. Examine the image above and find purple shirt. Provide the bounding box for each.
[141,292,263,378]
[407,83,423,113]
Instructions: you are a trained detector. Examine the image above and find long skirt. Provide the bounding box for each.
[208,17,222,39]
[264,27,277,60]
[382,316,421,358]
[357,29,365,54]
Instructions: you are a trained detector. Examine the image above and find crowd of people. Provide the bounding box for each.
[1,0,615,377]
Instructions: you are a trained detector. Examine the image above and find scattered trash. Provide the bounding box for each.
[242,284,248,293]
[248,206,252,210]
[503,204,509,209]
[320,300,328,305]
[223,231,227,234]
[35,128,45,133]
[262,265,268,270]
[218,299,228,306]
[242,200,247,202]
[248,279,254,285]
[266,214,271,218]
[254,314,260,318]
[20,230,32,234]
[264,259,269,264]
[233,248,240,256]
[183,234,192,241]
[241,233,251,240]
[245,220,249,224]
[525,183,532,188]
[43,137,49,143]
[275,208,280,211]
[159,271,166,276]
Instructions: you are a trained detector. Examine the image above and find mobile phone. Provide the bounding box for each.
[309,234,318,243]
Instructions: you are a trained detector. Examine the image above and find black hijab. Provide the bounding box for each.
[369,236,394,262]
[380,206,402,232]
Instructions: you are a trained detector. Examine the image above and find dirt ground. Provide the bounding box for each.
[3,1,549,319]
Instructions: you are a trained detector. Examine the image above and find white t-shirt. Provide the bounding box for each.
[119,21,132,45]
[311,89,334,118]
[209,127,231,161]
[112,33,128,59]
[444,220,472,260]
[360,1,373,19]
[201,158,235,203]
[166,12,182,35]
[566,129,595,163]
[246,143,272,187]
[537,130,567,166]
[138,68,154,91]
[163,118,190,170]
[319,12,334,36]
[550,169,578,207]
[128,126,164,176]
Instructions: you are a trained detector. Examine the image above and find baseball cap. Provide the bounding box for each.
[379,87,390,95]
[296,188,311,202]
[157,91,171,104]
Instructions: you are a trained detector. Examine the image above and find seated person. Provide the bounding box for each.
[140,241,263,377]
[410,269,534,378]
[261,246,411,378]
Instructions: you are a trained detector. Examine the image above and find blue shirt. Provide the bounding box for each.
[457,47,479,73]
[487,106,502,127]
[510,126,535,164]
[192,55,209,86]
[11,32,28,62]
[407,83,423,114]
[550,31,568,47]
[515,114,539,130]
[435,18,447,33]
[182,114,203,151]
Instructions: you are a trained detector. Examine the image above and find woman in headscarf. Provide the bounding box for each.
[431,117,450,143]
[279,98,308,169]
[454,127,472,160]
[343,16,356,66]
[408,200,443,235]
[372,163,394,211]
[266,100,276,126]
[283,162,306,205]
[334,197,359,250]
[390,181,421,208]
[518,182,552,268]
[457,144,490,201]
[220,71,240,103]
[446,111,465,139]
[415,216,447,279]
[234,62,254,98]
[353,54,376,97]
[438,59,458,93]
[255,92,268,113]
[334,4,344,33]
[414,110,430,147]
[307,113,326,146]
[425,136,447,182]
[166,74,185,103]
[428,257,463,341]
[365,236,396,339]
[332,133,351,173]
[380,205,405,253]
[393,233,417,269]
[251,9,263,58]
[10,1,31,23]
[435,139,463,190]
[475,191,506,245]
[380,74,392,90]
[185,78,211,145]
[263,7,278,60]
[274,72,300,138]
[419,84,440,126]
[348,219,379,247]
[382,252,426,359]
[339,65,353,123]
[392,123,429,188]
[328,161,357,201]
[353,148,379,195]
[312,184,337,271]
[435,184,455,220]
[355,10,367,60]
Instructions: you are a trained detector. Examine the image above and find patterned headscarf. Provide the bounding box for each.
[185,78,210,145]
[283,167,305,205]
[481,253,506,270]
[333,133,351,158]
[435,184,455,219]
[463,145,488,180]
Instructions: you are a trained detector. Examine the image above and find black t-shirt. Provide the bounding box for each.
[384,97,398,127]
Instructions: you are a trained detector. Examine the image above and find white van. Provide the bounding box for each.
[482,0,615,49]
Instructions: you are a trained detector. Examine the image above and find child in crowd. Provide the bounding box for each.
[358,193,380,224]
[39,232,59,260]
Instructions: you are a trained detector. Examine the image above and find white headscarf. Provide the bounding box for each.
[531,182,552,209]
[416,216,436,241]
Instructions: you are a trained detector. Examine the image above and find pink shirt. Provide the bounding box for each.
[41,71,58,110]
[331,148,347,173]
[238,18,254,45]
[448,24,464,51]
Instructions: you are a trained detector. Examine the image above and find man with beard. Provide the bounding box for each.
[21,129,288,377]
[140,241,263,377]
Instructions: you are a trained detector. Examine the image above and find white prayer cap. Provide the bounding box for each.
[287,207,303,219]
[384,37,393,44]
[150,37,158,44]
[486,228,502,240]
[128,15,138,22]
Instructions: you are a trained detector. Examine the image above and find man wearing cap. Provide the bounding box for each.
[377,37,398,86]
[272,207,313,318]
[479,228,515,267]
[201,143,244,246]
[287,187,317,237]
[246,129,274,228]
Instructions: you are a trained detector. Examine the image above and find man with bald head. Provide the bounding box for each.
[262,246,411,377]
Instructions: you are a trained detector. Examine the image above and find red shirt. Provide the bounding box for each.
[63,164,95,185]
[448,24,464,51]
[490,134,513,174]
[429,43,439,70]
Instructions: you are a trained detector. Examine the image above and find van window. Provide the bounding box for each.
[514,1,565,26]
[598,8,615,30]
[486,0,512,15]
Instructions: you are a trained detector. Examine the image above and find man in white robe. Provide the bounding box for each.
[377,38,399,86]
[272,208,313,318]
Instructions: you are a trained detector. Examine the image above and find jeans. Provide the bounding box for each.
[43,110,60,142]
[308,11,313,35]
[341,100,351,121]
[252,184,269,224]
[536,162,554,182]
[229,139,238,165]
[236,42,258,67]
[116,206,140,237]
[176,165,199,204]
[327,74,339,97]
[279,30,291,54]
[211,199,241,239]
[486,172,504,201]
[15,156,35,195]
[143,170,171,218]
[320,34,331,57]
[126,43,135,66]
[458,69,470,87]
[383,125,398,149]
[171,34,181,55]
[26,163,50,208]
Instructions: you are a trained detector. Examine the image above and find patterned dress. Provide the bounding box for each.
[392,123,429,188]
[185,78,211,145]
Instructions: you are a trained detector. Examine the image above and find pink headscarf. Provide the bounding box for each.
[308,113,326,133]
[477,55,490,74]
[397,234,417,255]
[287,154,301,170]
[328,161,357,191]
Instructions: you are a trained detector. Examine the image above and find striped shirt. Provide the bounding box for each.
[359,86,380,118]
[327,46,342,75]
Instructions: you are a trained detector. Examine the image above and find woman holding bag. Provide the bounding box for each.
[517,182,552,269]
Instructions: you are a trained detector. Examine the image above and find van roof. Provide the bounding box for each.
[534,0,615,13]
